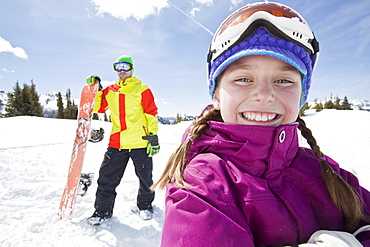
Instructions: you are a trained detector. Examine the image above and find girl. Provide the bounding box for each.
[154,2,370,246]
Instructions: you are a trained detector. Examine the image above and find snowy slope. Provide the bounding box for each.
[0,110,370,246]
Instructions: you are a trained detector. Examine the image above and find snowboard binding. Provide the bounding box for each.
[88,127,104,143]
[78,173,94,197]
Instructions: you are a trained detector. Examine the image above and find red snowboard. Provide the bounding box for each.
[58,77,100,219]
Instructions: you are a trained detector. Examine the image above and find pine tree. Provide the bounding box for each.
[4,81,43,117]
[21,84,32,115]
[56,92,64,119]
[104,112,110,122]
[5,82,23,117]
[313,98,323,112]
[341,96,352,110]
[334,96,341,110]
[299,102,310,116]
[92,112,110,122]
[92,113,99,120]
[64,89,72,119]
[28,81,43,116]
[64,89,78,119]
[174,113,181,124]
[174,113,189,124]
[324,99,334,109]
[70,99,78,119]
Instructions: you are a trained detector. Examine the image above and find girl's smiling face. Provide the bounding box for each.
[213,55,302,126]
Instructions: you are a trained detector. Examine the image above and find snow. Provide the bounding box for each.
[0,109,370,246]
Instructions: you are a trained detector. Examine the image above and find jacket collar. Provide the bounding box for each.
[190,121,299,179]
[117,76,140,87]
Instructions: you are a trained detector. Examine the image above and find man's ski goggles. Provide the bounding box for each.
[207,2,319,63]
[113,62,133,72]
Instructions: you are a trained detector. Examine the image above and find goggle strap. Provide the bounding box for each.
[207,44,213,63]
[209,20,319,63]
[311,32,320,54]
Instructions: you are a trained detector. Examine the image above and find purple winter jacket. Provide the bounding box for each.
[161,121,370,247]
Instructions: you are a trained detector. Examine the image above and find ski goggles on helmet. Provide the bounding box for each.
[207,2,319,66]
[113,62,133,72]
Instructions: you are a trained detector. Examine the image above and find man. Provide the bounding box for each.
[85,55,159,226]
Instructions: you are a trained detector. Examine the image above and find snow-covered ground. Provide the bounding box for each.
[0,109,369,246]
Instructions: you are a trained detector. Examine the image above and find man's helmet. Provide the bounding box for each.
[113,55,134,73]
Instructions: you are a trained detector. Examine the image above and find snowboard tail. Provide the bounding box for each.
[58,77,100,220]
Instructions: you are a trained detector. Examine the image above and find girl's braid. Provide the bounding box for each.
[152,107,222,189]
[297,116,370,232]
[297,116,323,158]
[189,108,223,141]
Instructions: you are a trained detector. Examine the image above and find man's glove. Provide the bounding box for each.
[142,135,160,157]
[86,75,102,90]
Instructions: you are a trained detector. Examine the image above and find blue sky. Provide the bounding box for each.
[1,0,369,117]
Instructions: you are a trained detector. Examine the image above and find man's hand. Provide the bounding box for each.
[142,135,160,157]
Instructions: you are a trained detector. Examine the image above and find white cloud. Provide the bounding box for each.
[0,37,28,59]
[189,0,213,17]
[2,68,15,73]
[189,7,201,17]
[230,0,243,6]
[194,0,213,6]
[91,0,169,20]
[161,98,172,105]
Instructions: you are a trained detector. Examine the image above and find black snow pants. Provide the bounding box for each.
[94,147,155,214]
